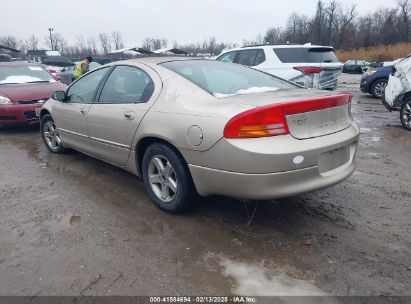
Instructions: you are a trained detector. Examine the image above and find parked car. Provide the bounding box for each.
[383,56,411,130]
[381,58,404,67]
[342,60,366,74]
[42,56,74,78]
[39,57,359,213]
[57,61,102,85]
[0,54,12,62]
[215,44,343,90]
[0,62,66,126]
[360,65,393,99]
[27,50,74,78]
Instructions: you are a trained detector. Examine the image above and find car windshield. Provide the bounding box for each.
[0,65,55,84]
[274,47,339,63]
[160,60,296,98]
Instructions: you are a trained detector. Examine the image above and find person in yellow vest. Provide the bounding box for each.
[72,56,93,82]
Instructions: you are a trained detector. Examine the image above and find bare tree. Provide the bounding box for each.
[26,35,39,50]
[43,32,66,52]
[285,13,311,43]
[264,27,285,44]
[142,37,168,51]
[87,37,98,56]
[325,0,338,45]
[312,0,325,43]
[76,35,87,54]
[111,31,124,50]
[398,0,410,41]
[0,36,19,49]
[336,4,356,47]
[98,32,111,54]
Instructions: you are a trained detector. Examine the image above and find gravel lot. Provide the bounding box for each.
[0,73,410,297]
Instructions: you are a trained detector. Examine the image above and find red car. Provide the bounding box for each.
[0,62,66,126]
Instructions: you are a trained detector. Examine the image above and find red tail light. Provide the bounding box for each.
[224,93,351,139]
[293,66,323,74]
[48,69,57,74]
[224,105,289,138]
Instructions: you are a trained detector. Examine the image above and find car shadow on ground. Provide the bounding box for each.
[190,192,352,233]
[50,147,349,235]
[0,124,39,134]
[2,125,350,237]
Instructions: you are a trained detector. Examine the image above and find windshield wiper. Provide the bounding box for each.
[0,82,20,85]
[27,80,52,83]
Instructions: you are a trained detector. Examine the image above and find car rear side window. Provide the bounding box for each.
[98,66,154,103]
[274,47,338,63]
[238,49,265,66]
[66,67,110,103]
[160,60,295,98]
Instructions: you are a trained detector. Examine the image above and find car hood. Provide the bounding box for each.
[0,82,67,103]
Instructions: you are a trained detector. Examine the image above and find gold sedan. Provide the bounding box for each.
[40,57,359,213]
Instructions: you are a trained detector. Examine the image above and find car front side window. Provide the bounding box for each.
[217,51,237,63]
[98,65,154,103]
[65,67,110,103]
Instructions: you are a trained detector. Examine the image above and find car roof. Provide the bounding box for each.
[219,44,334,54]
[0,61,41,67]
[108,56,205,67]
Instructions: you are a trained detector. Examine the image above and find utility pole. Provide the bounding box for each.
[48,28,54,50]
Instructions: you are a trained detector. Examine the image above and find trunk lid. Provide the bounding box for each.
[221,89,352,139]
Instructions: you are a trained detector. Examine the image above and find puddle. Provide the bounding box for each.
[219,257,326,296]
[70,215,81,226]
[47,214,82,233]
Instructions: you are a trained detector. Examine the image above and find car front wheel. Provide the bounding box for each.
[371,79,387,99]
[400,99,411,131]
[142,143,196,213]
[40,114,67,153]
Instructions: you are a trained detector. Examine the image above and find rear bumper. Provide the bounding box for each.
[0,104,41,125]
[189,158,356,199]
[292,72,341,90]
[187,124,359,199]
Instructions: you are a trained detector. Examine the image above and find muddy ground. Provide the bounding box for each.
[0,74,410,297]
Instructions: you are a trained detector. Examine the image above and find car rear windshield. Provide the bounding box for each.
[0,65,55,85]
[160,60,296,98]
[274,47,339,63]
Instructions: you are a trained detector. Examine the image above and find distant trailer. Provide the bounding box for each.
[153,48,188,56]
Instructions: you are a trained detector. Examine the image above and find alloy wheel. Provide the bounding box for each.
[43,121,62,150]
[148,155,178,203]
[401,101,411,129]
[374,81,387,98]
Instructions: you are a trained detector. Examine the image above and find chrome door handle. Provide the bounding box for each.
[124,111,135,120]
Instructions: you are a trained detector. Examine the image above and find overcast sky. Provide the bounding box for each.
[3,0,398,47]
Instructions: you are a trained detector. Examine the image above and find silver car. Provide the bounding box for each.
[39,57,359,213]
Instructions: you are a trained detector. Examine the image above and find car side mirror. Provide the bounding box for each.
[61,68,65,72]
[52,90,66,102]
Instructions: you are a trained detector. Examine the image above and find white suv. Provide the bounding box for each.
[216,44,343,90]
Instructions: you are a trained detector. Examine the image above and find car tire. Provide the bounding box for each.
[400,99,411,131]
[142,143,196,213]
[40,114,68,153]
[371,79,388,99]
